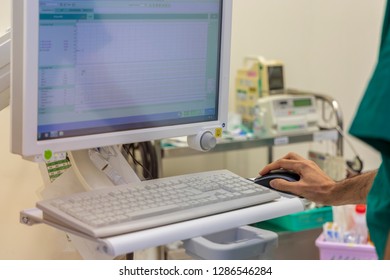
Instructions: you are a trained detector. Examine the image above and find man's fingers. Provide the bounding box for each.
[270,179,301,196]
[283,152,305,161]
[259,159,303,175]
[259,162,282,175]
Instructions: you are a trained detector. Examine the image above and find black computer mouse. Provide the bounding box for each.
[253,169,300,195]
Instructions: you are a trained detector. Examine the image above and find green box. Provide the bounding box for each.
[254,206,333,232]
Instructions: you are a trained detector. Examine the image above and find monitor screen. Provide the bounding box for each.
[11,0,232,159]
[267,65,284,91]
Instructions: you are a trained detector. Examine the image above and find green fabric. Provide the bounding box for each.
[349,1,390,260]
[366,157,390,260]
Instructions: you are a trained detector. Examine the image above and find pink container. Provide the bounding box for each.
[315,234,378,260]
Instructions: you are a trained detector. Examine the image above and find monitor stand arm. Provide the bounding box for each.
[69,146,140,190]
[37,145,161,260]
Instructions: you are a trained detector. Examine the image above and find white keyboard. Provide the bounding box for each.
[37,170,280,238]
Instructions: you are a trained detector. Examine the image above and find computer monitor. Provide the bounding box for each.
[11,0,232,160]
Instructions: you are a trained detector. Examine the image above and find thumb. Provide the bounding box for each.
[270,179,294,190]
[270,179,302,197]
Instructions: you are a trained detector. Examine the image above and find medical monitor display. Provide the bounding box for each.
[11,0,232,158]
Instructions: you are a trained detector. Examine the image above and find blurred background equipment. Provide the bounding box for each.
[235,56,284,130]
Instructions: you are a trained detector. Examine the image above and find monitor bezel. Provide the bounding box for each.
[11,0,232,159]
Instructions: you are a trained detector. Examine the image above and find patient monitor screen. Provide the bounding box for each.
[38,0,222,141]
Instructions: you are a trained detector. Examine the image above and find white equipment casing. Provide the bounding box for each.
[255,95,318,137]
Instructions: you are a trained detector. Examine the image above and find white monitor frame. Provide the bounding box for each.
[11,0,232,159]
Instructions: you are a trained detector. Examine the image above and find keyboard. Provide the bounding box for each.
[37,169,280,238]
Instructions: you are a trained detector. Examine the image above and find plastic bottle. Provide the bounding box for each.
[351,204,368,244]
[252,107,266,137]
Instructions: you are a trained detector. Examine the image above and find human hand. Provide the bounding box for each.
[259,152,336,205]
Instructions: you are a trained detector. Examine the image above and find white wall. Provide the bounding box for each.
[230,0,383,171]
[165,0,384,178]
[0,0,385,259]
[0,0,10,34]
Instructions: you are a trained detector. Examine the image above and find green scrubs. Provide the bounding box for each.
[349,1,390,260]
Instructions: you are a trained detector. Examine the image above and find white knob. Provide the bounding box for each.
[200,131,216,151]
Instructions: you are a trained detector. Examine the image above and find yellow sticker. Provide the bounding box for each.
[215,127,223,138]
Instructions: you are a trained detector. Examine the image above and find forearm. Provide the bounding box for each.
[330,170,377,206]
[259,153,378,206]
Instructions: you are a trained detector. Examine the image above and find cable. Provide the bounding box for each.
[318,124,364,173]
[122,143,150,179]
[122,142,158,180]
[137,142,151,179]
[145,141,158,178]
[334,126,358,156]
[334,125,364,174]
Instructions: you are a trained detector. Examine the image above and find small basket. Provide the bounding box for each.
[315,234,378,260]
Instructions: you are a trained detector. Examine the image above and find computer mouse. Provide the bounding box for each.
[253,169,300,195]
